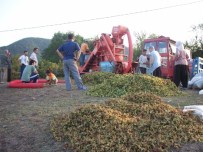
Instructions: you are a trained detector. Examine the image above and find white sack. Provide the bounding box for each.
[199,89,203,95]
[193,79,203,89]
[183,105,203,120]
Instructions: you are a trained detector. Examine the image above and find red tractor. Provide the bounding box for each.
[79,25,134,74]
[143,36,192,79]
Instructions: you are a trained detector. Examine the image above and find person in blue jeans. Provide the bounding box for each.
[21,60,39,83]
[56,33,87,91]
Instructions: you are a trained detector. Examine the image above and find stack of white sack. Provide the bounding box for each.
[188,72,203,89]
[199,89,203,95]
[183,105,203,120]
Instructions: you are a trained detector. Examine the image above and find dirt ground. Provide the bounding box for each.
[0,82,203,152]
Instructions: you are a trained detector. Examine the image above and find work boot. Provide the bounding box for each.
[78,85,87,91]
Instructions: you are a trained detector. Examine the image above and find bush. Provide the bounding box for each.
[8,56,64,80]
[10,55,20,80]
[38,59,64,78]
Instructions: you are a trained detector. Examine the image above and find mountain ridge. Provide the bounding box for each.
[0,37,51,56]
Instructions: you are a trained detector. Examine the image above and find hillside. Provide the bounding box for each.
[0,37,51,56]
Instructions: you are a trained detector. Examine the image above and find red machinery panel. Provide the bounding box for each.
[79,25,133,74]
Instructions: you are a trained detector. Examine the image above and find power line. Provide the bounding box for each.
[0,0,203,33]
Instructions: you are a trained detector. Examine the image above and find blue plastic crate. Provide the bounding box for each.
[192,57,203,77]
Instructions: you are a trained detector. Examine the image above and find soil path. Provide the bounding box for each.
[0,83,105,152]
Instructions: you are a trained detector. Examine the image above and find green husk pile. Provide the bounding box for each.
[51,93,203,152]
[83,72,182,97]
[82,72,115,85]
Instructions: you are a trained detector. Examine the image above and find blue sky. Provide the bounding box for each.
[0,0,203,46]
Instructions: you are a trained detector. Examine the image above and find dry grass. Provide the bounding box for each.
[163,89,203,108]
[0,83,107,152]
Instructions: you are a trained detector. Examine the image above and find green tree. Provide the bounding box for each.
[133,31,147,60]
[42,32,87,63]
[192,24,203,49]
[10,55,21,80]
[38,59,63,78]
[184,23,203,58]
[42,32,68,63]
[148,33,159,39]
[75,34,84,45]
[133,32,160,61]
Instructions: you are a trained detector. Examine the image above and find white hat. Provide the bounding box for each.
[176,41,184,51]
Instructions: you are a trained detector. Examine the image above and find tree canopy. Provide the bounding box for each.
[42,32,96,63]
[42,32,69,63]
[132,32,159,60]
[184,23,203,58]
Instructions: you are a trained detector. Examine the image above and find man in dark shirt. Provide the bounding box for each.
[56,33,87,91]
[5,50,12,82]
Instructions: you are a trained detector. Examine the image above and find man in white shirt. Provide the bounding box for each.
[148,46,162,77]
[19,50,29,78]
[139,49,148,74]
[30,48,39,66]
